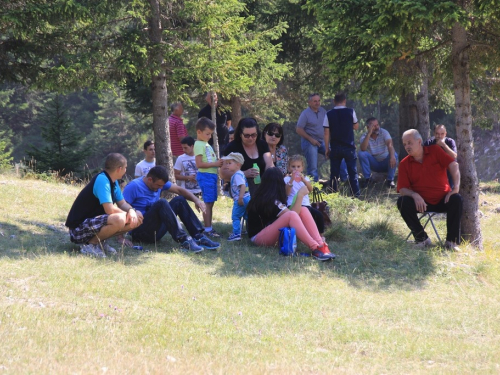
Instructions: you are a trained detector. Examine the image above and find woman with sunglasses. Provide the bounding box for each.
[262,122,288,175]
[223,117,273,195]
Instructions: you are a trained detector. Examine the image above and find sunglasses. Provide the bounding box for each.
[266,131,282,138]
[242,133,258,139]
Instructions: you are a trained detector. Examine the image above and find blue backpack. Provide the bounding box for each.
[279,227,297,256]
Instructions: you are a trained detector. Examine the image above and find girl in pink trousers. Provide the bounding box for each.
[246,167,335,261]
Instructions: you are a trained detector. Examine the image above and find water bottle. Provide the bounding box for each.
[253,163,261,184]
[294,171,302,182]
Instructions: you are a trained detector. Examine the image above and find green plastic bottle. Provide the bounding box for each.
[253,163,261,184]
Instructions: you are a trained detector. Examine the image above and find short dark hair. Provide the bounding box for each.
[234,117,260,143]
[308,93,320,100]
[147,165,169,183]
[181,136,195,146]
[196,117,215,132]
[104,153,127,171]
[262,122,284,147]
[366,117,378,126]
[143,140,154,150]
[170,102,182,113]
[334,92,346,104]
[434,124,447,131]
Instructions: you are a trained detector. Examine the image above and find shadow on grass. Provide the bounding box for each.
[0,191,437,291]
[183,219,436,292]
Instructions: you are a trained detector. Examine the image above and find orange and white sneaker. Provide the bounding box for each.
[311,242,336,261]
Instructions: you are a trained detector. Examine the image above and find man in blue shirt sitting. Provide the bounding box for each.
[122,165,220,252]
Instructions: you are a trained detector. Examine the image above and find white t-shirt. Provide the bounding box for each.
[230,170,250,201]
[174,154,201,194]
[135,159,156,177]
[284,175,311,207]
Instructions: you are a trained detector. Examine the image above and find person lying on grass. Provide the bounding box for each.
[246,167,335,261]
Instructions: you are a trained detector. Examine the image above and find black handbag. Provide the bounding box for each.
[311,187,332,226]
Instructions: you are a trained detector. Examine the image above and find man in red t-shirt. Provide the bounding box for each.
[169,102,188,158]
[397,129,462,250]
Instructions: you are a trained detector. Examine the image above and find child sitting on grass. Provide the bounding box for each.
[174,136,201,196]
[194,117,223,238]
[221,152,250,241]
[284,155,325,236]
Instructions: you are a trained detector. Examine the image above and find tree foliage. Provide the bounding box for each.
[27,94,90,175]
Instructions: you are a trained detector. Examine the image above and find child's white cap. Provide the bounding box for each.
[221,152,244,165]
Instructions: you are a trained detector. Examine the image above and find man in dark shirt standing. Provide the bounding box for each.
[323,92,360,197]
[198,92,232,156]
[423,124,457,188]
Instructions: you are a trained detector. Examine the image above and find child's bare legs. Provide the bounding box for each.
[203,202,214,228]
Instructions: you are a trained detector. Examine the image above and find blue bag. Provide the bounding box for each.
[279,227,297,256]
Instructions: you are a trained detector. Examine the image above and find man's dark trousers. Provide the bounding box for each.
[131,196,203,243]
[397,194,462,243]
[330,145,360,197]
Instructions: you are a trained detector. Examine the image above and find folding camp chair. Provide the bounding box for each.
[405,212,443,246]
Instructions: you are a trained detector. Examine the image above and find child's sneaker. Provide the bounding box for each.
[227,233,241,242]
[205,229,221,238]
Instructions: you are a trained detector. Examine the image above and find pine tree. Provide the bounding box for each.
[28,94,89,175]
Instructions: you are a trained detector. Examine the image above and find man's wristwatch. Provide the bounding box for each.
[128,208,136,213]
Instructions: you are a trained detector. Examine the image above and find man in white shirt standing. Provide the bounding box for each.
[358,117,398,188]
[135,140,156,178]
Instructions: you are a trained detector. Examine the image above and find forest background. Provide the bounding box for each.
[2,0,500,249]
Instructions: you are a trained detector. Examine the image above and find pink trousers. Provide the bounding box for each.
[252,207,322,250]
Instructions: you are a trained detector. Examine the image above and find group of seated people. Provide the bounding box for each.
[65,99,463,261]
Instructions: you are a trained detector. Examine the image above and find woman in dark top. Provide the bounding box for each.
[223,118,273,195]
[246,167,335,261]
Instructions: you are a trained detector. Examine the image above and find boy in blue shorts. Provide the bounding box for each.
[194,117,223,238]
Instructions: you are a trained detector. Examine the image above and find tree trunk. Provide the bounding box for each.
[231,96,242,127]
[210,90,220,157]
[415,60,430,141]
[398,90,417,160]
[149,0,174,182]
[451,21,482,248]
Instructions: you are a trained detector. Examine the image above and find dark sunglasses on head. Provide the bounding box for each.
[243,133,258,139]
[266,131,282,138]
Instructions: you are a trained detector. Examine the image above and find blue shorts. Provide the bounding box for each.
[197,172,218,203]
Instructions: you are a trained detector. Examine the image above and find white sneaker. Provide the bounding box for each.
[80,243,106,258]
[102,241,117,255]
[414,237,432,248]
[444,241,461,251]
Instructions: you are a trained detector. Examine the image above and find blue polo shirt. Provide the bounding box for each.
[123,177,172,215]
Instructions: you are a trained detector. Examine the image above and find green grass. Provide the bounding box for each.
[1,173,500,374]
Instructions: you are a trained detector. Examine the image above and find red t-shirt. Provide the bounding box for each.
[397,145,455,205]
[169,115,188,156]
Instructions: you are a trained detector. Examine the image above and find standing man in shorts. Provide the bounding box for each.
[65,153,143,257]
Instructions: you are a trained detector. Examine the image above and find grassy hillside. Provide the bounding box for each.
[1,173,499,374]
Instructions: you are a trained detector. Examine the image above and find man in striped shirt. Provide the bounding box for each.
[359,117,398,188]
[169,102,188,160]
